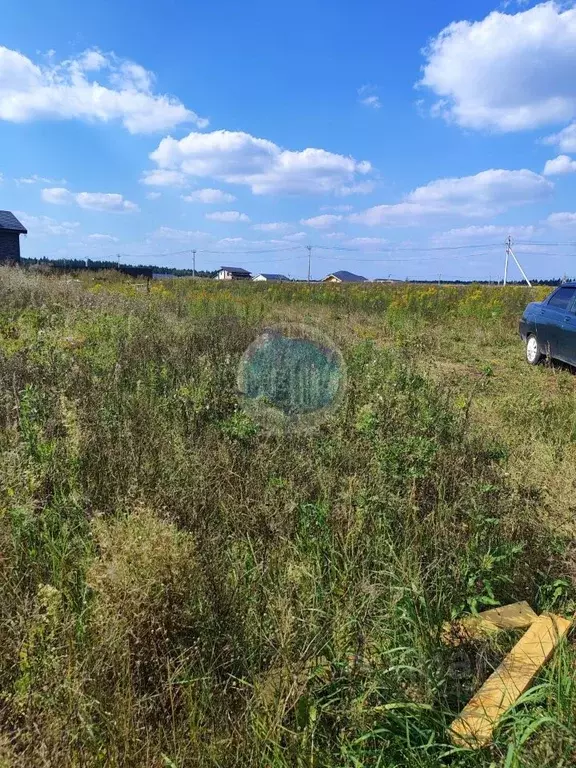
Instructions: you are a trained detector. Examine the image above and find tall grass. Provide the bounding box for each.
[0,268,573,767]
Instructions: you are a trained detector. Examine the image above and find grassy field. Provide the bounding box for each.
[0,267,575,767]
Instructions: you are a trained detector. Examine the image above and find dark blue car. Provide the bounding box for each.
[519,283,576,366]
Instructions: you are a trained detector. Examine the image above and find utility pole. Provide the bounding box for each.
[116,253,121,270]
[504,235,532,287]
[192,249,196,278]
[307,245,312,283]
[504,236,510,286]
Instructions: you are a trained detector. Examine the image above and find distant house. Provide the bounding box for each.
[323,270,367,283]
[0,211,27,263]
[373,278,403,283]
[253,273,289,282]
[216,266,251,280]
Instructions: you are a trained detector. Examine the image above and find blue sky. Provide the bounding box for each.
[3,0,576,279]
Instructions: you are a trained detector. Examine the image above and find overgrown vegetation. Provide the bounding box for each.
[0,268,574,767]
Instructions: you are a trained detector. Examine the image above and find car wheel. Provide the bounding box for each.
[526,334,542,366]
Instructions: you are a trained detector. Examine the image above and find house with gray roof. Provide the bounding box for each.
[216,266,251,280]
[252,273,290,282]
[0,211,27,263]
[323,270,367,283]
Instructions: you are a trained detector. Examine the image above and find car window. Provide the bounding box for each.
[548,286,576,310]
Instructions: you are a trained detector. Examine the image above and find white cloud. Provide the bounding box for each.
[149,129,372,195]
[150,226,211,241]
[0,46,206,133]
[546,211,576,227]
[182,188,237,203]
[141,169,187,187]
[350,169,552,226]
[16,174,66,185]
[358,85,381,109]
[87,233,118,242]
[42,186,139,212]
[343,237,388,248]
[283,231,307,241]
[77,192,139,212]
[41,187,72,204]
[252,222,291,232]
[146,191,161,200]
[205,210,250,222]
[321,204,353,212]
[543,154,576,175]
[545,122,576,152]
[14,210,79,237]
[216,237,245,246]
[431,224,537,245]
[419,2,576,132]
[323,232,347,239]
[213,237,292,250]
[301,214,343,228]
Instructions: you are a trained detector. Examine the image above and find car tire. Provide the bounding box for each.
[526,334,542,366]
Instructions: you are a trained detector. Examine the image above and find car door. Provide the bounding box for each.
[557,289,576,365]
[536,286,576,359]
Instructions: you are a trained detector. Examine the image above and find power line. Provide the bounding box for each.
[313,242,505,253]
[312,251,499,263]
[198,245,301,255]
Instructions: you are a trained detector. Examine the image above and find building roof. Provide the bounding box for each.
[0,211,27,234]
[255,273,289,281]
[325,270,367,282]
[219,266,251,275]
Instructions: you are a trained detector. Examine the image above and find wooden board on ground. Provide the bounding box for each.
[442,602,539,645]
[449,613,572,748]
[475,601,539,630]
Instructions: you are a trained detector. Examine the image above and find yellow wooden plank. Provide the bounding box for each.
[474,601,539,630]
[449,613,571,748]
[442,602,539,645]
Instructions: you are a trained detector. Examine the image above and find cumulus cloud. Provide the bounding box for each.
[150,226,211,241]
[16,174,66,185]
[182,188,237,203]
[283,231,307,241]
[252,222,291,232]
[358,84,381,109]
[87,233,118,242]
[350,169,552,226]
[146,191,161,200]
[214,237,291,251]
[431,224,537,245]
[148,129,372,196]
[545,122,576,151]
[546,211,576,227]
[205,210,250,222]
[321,204,353,212]
[419,2,576,132]
[14,210,79,237]
[42,186,139,212]
[141,169,187,187]
[301,214,343,228]
[0,46,206,133]
[41,187,72,204]
[543,154,576,175]
[343,237,388,249]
